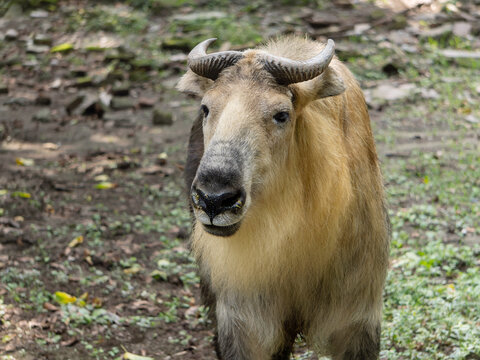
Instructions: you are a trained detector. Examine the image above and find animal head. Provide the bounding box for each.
[178,38,346,237]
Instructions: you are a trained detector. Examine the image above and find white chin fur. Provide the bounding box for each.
[196,211,242,227]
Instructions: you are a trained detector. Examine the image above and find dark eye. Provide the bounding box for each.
[273,111,289,124]
[201,104,209,117]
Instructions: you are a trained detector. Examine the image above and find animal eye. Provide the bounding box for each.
[273,111,289,124]
[201,105,209,117]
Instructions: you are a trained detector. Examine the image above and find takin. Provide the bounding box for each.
[177,36,390,360]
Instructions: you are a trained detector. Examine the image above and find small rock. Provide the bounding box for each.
[32,109,52,123]
[138,97,156,108]
[372,83,416,101]
[152,107,173,126]
[30,10,49,18]
[452,22,472,37]
[99,91,112,107]
[50,78,62,89]
[351,23,371,35]
[419,88,440,100]
[439,49,480,59]
[103,111,135,128]
[26,42,49,54]
[112,82,130,96]
[33,34,53,46]
[388,30,418,46]
[5,29,19,41]
[465,115,479,124]
[172,11,226,22]
[35,93,51,105]
[110,97,135,110]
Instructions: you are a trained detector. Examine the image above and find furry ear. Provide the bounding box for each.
[291,66,345,108]
[176,70,214,97]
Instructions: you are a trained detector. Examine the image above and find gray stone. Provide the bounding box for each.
[138,97,156,108]
[5,29,18,41]
[172,11,226,22]
[33,34,53,46]
[110,97,135,110]
[32,109,52,123]
[26,42,49,54]
[30,10,49,18]
[152,107,173,126]
[452,22,472,37]
[439,49,480,59]
[112,82,130,96]
[103,111,135,128]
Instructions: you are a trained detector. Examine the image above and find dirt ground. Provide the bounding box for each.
[1,0,479,359]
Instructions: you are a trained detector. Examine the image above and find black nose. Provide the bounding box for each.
[191,185,246,222]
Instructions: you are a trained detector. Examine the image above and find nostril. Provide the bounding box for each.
[218,190,244,210]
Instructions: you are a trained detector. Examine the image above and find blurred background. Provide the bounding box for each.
[0,0,479,359]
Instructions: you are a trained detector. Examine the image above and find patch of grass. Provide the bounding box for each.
[167,14,263,47]
[67,6,148,35]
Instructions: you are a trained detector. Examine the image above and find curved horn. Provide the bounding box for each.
[259,39,336,85]
[187,38,244,80]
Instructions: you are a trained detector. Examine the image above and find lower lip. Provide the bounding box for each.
[202,222,241,237]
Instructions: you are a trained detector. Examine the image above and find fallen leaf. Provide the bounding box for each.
[50,43,74,53]
[95,182,117,190]
[11,191,31,198]
[92,297,103,308]
[43,302,60,312]
[122,352,154,360]
[150,269,168,281]
[1,334,14,344]
[68,235,84,248]
[0,190,7,196]
[43,142,59,150]
[54,291,77,305]
[60,337,78,347]
[16,157,35,166]
[123,265,142,275]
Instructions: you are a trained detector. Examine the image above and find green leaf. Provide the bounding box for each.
[11,191,31,198]
[50,43,74,53]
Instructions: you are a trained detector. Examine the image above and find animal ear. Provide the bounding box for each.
[291,66,345,107]
[176,70,214,97]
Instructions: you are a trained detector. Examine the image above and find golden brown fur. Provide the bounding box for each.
[178,36,390,359]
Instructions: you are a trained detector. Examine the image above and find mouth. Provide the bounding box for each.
[202,222,241,237]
